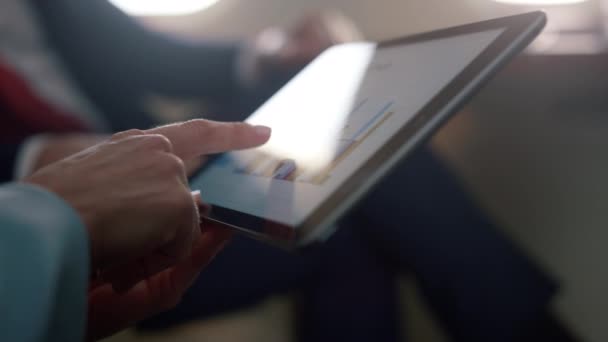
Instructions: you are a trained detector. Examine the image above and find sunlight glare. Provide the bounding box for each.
[107,0,219,16]
[245,43,377,173]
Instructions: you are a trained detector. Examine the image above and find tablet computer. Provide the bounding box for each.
[191,11,546,248]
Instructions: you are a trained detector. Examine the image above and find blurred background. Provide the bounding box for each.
[100,0,608,341]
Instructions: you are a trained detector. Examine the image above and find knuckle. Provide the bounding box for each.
[144,134,173,152]
[111,129,145,141]
[160,153,186,175]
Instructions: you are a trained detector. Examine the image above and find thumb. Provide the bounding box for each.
[145,119,271,160]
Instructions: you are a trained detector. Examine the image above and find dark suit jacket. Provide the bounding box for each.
[31,0,242,131]
[1,0,287,182]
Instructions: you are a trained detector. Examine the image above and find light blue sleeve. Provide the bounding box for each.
[0,183,89,342]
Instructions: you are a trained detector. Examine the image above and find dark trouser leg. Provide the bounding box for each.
[352,146,557,342]
[296,224,402,342]
[139,235,319,330]
[140,227,401,342]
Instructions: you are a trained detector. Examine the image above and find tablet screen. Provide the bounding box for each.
[192,28,505,227]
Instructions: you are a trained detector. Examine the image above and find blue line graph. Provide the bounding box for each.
[350,101,394,140]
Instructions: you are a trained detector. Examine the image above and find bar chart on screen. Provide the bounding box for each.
[233,97,396,185]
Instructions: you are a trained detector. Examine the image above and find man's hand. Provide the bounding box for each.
[29,132,208,178]
[87,222,233,341]
[25,119,270,340]
[29,134,109,175]
[25,120,270,273]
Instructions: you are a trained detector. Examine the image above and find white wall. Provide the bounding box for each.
[142,0,608,41]
[142,0,533,40]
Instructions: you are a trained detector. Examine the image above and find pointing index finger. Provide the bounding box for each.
[145,120,271,160]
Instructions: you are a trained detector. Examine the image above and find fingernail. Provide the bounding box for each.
[254,125,272,138]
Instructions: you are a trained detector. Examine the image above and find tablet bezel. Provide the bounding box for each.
[194,11,547,248]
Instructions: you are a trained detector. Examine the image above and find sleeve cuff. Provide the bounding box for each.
[0,182,89,342]
[14,135,51,180]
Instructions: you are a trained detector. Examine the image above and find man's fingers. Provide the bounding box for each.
[145,119,271,160]
[87,225,233,340]
[169,222,234,294]
[104,222,229,297]
[103,190,201,293]
[103,255,172,294]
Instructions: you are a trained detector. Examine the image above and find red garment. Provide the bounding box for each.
[0,60,89,142]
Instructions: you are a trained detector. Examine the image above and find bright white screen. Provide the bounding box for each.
[192,29,504,226]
